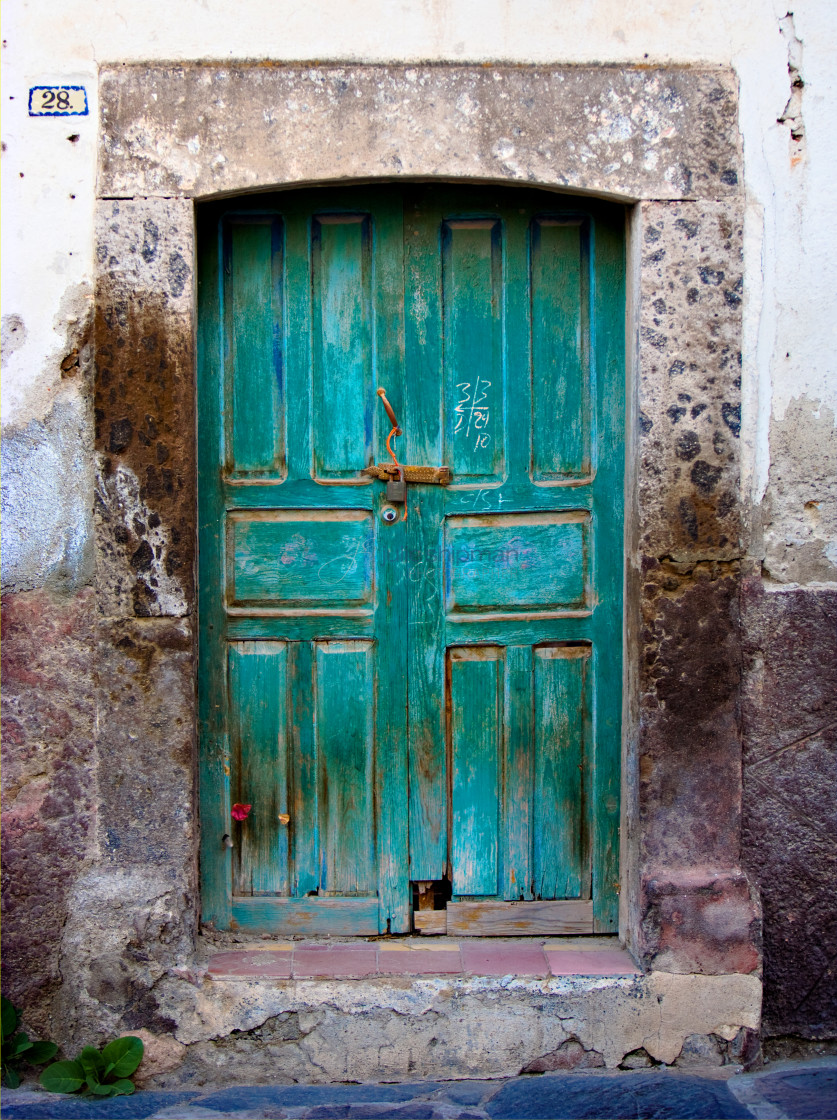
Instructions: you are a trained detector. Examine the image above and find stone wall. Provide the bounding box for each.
[741,581,837,1040]
[1,30,834,1070]
[1,590,96,1037]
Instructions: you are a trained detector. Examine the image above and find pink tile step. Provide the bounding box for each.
[377,948,463,975]
[546,949,640,976]
[292,944,379,979]
[460,942,550,977]
[207,950,292,979]
[205,939,640,981]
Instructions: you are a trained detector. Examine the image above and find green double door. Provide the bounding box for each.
[198,184,624,936]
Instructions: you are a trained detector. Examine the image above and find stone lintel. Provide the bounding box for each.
[98,64,741,203]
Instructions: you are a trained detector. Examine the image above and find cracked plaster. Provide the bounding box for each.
[146,970,761,1082]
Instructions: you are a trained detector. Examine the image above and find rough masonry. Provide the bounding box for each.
[5,61,827,1078]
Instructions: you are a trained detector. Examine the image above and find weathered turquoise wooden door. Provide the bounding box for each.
[197,184,624,936]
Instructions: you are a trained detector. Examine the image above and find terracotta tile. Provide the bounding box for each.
[292,947,379,978]
[376,949,463,975]
[546,949,640,976]
[207,950,292,979]
[460,942,549,976]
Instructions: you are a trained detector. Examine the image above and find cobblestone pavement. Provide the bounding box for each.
[1,1059,834,1120]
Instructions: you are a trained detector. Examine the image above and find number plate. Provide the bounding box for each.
[29,86,88,116]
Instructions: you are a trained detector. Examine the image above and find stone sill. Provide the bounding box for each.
[160,950,762,1078]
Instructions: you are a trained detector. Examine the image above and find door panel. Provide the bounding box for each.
[530,218,591,482]
[198,184,624,936]
[442,219,505,483]
[226,510,374,610]
[315,640,376,895]
[311,214,374,480]
[444,512,590,615]
[532,644,591,901]
[224,216,285,478]
[229,640,289,895]
[449,646,503,896]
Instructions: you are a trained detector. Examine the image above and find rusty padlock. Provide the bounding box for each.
[386,466,407,503]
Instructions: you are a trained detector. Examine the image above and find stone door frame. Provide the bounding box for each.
[94,63,759,974]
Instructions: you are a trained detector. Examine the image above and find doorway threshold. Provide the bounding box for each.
[205,936,640,981]
[175,937,760,1082]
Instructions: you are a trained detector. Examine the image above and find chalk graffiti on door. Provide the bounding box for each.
[454,377,492,451]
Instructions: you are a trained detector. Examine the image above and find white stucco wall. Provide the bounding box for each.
[2,0,835,586]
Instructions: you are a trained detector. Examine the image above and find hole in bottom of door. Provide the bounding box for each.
[411,877,452,913]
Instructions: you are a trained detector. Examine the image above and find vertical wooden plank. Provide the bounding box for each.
[228,641,289,895]
[315,640,376,894]
[311,214,372,479]
[533,644,591,900]
[404,191,447,882]
[443,219,505,484]
[283,200,313,483]
[589,207,626,931]
[503,645,533,900]
[530,219,591,480]
[503,207,534,487]
[449,646,502,897]
[197,206,231,930]
[290,641,318,897]
[224,217,285,476]
[372,191,411,932]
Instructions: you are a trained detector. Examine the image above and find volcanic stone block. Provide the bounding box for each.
[94,198,195,618]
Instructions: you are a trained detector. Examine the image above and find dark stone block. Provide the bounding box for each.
[436,1083,496,1105]
[755,1064,837,1120]
[196,1083,440,1109]
[95,615,195,870]
[640,869,760,974]
[94,200,195,618]
[486,1072,752,1119]
[741,583,837,1038]
[0,589,96,1031]
[639,562,744,872]
[0,1091,197,1120]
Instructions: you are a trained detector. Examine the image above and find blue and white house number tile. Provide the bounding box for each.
[29,86,88,116]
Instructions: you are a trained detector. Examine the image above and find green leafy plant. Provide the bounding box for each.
[40,1036,144,1097]
[1,996,58,1088]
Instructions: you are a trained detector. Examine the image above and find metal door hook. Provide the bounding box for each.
[377,387,408,519]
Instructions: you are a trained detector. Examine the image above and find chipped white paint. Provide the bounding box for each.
[0,396,93,592]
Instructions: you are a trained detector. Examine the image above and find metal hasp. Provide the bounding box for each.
[364,463,451,484]
[377,387,407,508]
[373,387,450,495]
